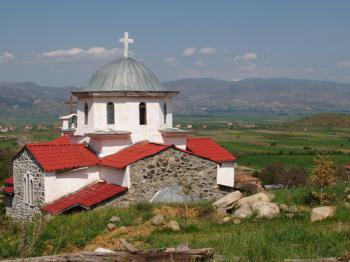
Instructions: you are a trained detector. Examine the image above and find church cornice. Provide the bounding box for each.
[72,90,179,98]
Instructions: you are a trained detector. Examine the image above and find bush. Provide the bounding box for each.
[257,162,285,185]
[335,165,350,181]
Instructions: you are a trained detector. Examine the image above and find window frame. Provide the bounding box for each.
[107,102,115,126]
[139,102,147,125]
[84,103,89,125]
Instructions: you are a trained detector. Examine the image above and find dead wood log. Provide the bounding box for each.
[2,248,214,262]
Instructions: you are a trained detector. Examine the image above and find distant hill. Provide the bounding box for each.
[288,112,350,127]
[0,82,79,123]
[2,78,350,123]
[164,78,350,115]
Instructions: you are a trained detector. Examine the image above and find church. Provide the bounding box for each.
[2,33,236,220]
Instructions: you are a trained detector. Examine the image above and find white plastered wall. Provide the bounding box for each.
[216,162,235,187]
[89,137,131,157]
[44,166,100,203]
[162,135,187,150]
[100,166,130,187]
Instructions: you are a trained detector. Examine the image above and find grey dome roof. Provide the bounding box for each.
[84,57,165,92]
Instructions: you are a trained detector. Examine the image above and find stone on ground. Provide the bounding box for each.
[222,216,232,223]
[233,205,253,219]
[233,218,242,224]
[216,207,228,218]
[168,220,181,231]
[213,191,243,209]
[150,215,165,226]
[110,216,121,223]
[311,206,336,222]
[278,204,288,212]
[106,223,116,231]
[235,192,271,208]
[95,247,114,253]
[252,201,280,219]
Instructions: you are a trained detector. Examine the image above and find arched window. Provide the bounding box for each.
[139,102,147,125]
[23,176,27,203]
[29,179,34,205]
[163,102,167,124]
[107,102,115,125]
[84,103,89,125]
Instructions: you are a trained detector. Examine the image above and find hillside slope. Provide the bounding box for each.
[289,112,350,127]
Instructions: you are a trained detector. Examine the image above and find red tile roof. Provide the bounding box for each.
[41,182,127,214]
[2,186,14,194]
[101,141,171,169]
[47,135,71,145]
[26,144,100,172]
[3,176,14,185]
[186,137,236,163]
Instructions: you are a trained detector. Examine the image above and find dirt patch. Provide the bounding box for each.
[153,205,200,219]
[84,224,154,252]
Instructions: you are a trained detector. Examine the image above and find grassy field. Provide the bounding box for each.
[195,128,350,170]
[0,182,349,261]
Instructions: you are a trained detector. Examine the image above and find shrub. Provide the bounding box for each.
[257,162,285,185]
[279,166,308,188]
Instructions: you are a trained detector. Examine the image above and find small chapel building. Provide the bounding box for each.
[2,33,236,219]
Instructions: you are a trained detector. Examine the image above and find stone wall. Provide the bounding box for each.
[125,148,230,203]
[9,149,45,220]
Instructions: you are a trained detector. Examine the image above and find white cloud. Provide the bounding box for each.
[33,47,123,63]
[182,47,196,56]
[337,60,350,68]
[234,52,257,62]
[199,47,217,55]
[0,52,15,64]
[164,57,180,66]
[193,61,205,67]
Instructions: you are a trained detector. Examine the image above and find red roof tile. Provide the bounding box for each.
[26,144,100,172]
[47,135,71,145]
[41,182,127,214]
[186,137,236,163]
[3,176,14,185]
[101,141,171,169]
[1,186,14,194]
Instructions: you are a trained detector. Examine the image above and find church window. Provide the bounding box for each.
[107,102,115,125]
[23,174,34,205]
[139,102,147,125]
[29,179,34,205]
[23,176,27,203]
[163,102,167,124]
[84,103,89,125]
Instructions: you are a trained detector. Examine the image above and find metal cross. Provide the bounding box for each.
[119,32,134,58]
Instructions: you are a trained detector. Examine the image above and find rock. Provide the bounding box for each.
[252,202,280,219]
[106,223,116,231]
[233,218,242,224]
[235,192,271,208]
[278,204,288,212]
[213,191,243,209]
[347,194,350,201]
[216,207,227,218]
[150,215,165,226]
[233,205,253,219]
[222,216,232,223]
[168,220,181,231]
[95,247,114,253]
[311,206,336,222]
[344,187,350,194]
[110,216,121,223]
[288,205,299,213]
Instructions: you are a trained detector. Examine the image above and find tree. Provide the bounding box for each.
[257,162,285,185]
[309,150,336,203]
[279,166,308,188]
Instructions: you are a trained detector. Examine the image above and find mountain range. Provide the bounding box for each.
[1,78,350,123]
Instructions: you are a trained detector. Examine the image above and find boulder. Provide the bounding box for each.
[235,192,271,208]
[168,220,181,231]
[106,223,116,231]
[233,205,253,219]
[311,206,336,222]
[216,207,227,218]
[278,204,288,212]
[213,191,243,209]
[252,201,280,219]
[150,215,165,226]
[110,216,121,223]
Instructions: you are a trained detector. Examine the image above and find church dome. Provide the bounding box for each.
[84,57,165,92]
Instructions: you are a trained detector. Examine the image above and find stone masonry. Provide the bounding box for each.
[126,148,230,202]
[10,149,45,220]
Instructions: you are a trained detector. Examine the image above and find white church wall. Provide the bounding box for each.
[216,162,235,187]
[76,98,94,135]
[44,166,100,203]
[100,166,130,187]
[89,137,131,157]
[162,135,187,150]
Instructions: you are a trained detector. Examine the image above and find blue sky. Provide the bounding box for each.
[1,1,350,86]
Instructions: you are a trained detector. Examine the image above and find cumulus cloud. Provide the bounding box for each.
[182,47,196,56]
[0,52,15,64]
[33,47,123,63]
[337,60,350,68]
[199,47,217,55]
[164,57,180,66]
[234,52,257,62]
